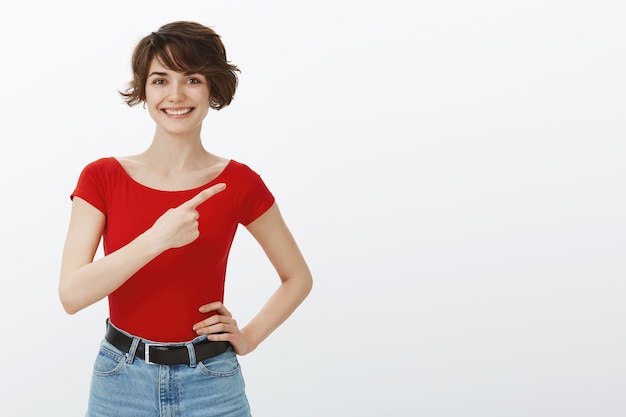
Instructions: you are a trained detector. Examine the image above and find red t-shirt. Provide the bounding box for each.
[71,157,274,342]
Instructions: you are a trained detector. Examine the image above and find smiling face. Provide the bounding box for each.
[144,58,211,137]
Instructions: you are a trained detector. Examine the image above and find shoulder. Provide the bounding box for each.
[223,160,272,190]
[75,157,122,191]
[226,160,264,178]
[81,157,120,174]
[72,157,120,211]
[224,160,274,197]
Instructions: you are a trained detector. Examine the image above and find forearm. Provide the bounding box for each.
[59,231,163,314]
[241,272,313,351]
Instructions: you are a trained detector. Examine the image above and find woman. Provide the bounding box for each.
[59,21,312,417]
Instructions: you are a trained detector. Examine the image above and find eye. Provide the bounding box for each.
[152,79,166,85]
[187,78,201,84]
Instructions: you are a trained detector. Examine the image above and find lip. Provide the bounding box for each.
[161,107,194,117]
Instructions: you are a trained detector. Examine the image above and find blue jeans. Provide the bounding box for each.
[86,323,251,417]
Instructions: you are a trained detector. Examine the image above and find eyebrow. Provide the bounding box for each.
[148,71,168,77]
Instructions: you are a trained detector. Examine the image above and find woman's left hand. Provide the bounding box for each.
[192,302,256,355]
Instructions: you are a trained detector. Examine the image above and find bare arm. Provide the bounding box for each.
[59,184,226,314]
[59,197,161,314]
[193,203,313,354]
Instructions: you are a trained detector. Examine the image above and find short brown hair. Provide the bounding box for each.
[120,21,239,110]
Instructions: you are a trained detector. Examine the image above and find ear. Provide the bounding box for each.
[209,97,221,109]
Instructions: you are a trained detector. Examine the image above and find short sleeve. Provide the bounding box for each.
[235,163,275,225]
[70,159,110,214]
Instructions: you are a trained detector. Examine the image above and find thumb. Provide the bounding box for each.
[179,183,226,209]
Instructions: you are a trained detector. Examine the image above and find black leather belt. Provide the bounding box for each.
[105,321,230,365]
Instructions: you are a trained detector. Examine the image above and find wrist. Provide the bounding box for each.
[137,228,167,257]
[241,326,262,353]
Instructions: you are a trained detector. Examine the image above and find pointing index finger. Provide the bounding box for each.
[180,183,226,209]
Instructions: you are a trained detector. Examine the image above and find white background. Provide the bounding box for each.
[1,1,625,416]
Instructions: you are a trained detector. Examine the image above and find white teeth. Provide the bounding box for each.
[164,108,191,115]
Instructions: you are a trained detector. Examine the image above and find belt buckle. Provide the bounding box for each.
[144,343,157,365]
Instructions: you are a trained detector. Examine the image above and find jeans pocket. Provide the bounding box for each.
[93,342,126,377]
[197,348,241,377]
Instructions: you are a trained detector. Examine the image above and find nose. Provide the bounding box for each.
[167,82,186,102]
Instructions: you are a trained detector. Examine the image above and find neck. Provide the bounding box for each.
[144,128,210,171]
